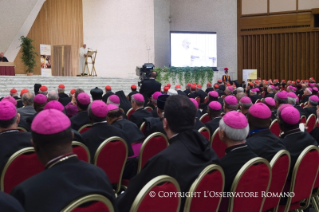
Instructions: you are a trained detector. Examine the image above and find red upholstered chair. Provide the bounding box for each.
[144,106,153,112]
[198,127,210,141]
[195,97,201,105]
[255,99,261,103]
[204,96,209,103]
[300,103,305,108]
[262,150,291,212]
[278,145,319,212]
[1,147,44,193]
[269,119,281,137]
[306,114,317,133]
[300,115,307,124]
[199,113,211,124]
[262,91,265,98]
[61,194,114,212]
[126,108,135,119]
[72,141,90,163]
[210,128,227,159]
[220,112,225,117]
[139,122,146,135]
[94,136,127,194]
[300,94,305,102]
[17,127,27,132]
[119,108,125,114]
[129,175,181,212]
[227,158,271,212]
[78,124,92,134]
[184,164,224,212]
[221,95,226,99]
[137,132,169,173]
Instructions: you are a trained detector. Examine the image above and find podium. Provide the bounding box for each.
[0,62,15,76]
[82,50,98,76]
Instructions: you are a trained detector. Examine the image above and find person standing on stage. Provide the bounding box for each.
[78,44,88,75]
[222,67,232,84]
[0,52,8,62]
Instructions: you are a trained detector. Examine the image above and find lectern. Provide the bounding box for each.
[82,50,98,76]
[0,62,15,76]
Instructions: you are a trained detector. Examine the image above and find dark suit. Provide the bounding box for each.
[112,119,145,144]
[188,91,200,99]
[304,106,317,118]
[205,117,222,136]
[58,93,68,99]
[177,90,187,96]
[197,90,207,103]
[183,89,191,96]
[205,88,214,93]
[102,92,114,103]
[59,97,71,107]
[129,108,152,128]
[70,111,90,131]
[13,97,23,108]
[301,94,311,104]
[0,57,8,62]
[17,105,36,122]
[265,93,275,98]
[11,157,118,212]
[139,79,161,104]
[151,107,158,118]
[249,95,262,103]
[0,191,24,212]
[144,117,165,137]
[294,105,307,117]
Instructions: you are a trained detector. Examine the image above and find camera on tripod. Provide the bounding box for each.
[135,63,155,87]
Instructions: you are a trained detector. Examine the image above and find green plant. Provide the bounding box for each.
[20,36,38,73]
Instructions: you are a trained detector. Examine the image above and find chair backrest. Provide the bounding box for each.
[306,114,317,133]
[94,136,128,193]
[282,145,319,212]
[255,99,261,103]
[144,106,153,112]
[126,108,136,119]
[269,119,281,137]
[300,115,307,124]
[221,95,226,99]
[262,150,291,212]
[72,141,90,163]
[195,97,201,105]
[130,175,181,212]
[228,158,271,212]
[78,124,92,134]
[210,128,227,158]
[204,96,209,103]
[119,108,125,114]
[17,126,27,132]
[262,91,265,98]
[61,194,114,212]
[137,132,169,173]
[184,165,224,212]
[198,127,210,141]
[199,113,210,124]
[1,147,45,193]
[301,94,305,102]
[300,103,305,108]
[139,122,147,135]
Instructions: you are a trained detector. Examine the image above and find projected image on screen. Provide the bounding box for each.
[171,32,217,67]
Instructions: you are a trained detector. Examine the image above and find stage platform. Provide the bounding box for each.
[0,75,139,97]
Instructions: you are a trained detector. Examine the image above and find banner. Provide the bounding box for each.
[243,69,257,82]
[40,44,52,76]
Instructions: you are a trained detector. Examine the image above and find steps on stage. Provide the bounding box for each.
[0,76,138,98]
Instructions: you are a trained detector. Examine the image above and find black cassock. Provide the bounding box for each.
[304,106,317,118]
[116,130,220,212]
[0,130,32,173]
[128,108,152,128]
[102,92,114,103]
[70,111,90,131]
[300,94,311,104]
[111,119,145,144]
[0,57,8,62]
[58,93,68,99]
[246,129,285,162]
[294,105,307,117]
[11,157,118,212]
[205,117,222,136]
[144,117,165,138]
[0,191,24,212]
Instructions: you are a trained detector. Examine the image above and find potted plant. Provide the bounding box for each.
[19,36,38,76]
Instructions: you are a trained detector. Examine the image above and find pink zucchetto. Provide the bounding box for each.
[264,97,275,106]
[133,93,144,102]
[152,91,162,100]
[91,100,108,118]
[209,91,219,98]
[224,96,237,105]
[0,101,16,120]
[310,95,319,102]
[287,92,297,98]
[1,96,17,106]
[223,111,248,129]
[270,85,275,89]
[278,104,293,113]
[31,109,71,135]
[313,87,318,92]
[44,100,64,112]
[227,86,234,91]
[280,107,300,125]
[249,103,271,119]
[34,94,47,104]
[209,101,222,110]
[77,93,90,105]
[240,97,251,104]
[109,95,120,104]
[276,92,287,99]
[308,88,313,92]
[107,104,119,111]
[190,98,199,109]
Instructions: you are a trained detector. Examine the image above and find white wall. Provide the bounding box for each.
[170,0,237,79]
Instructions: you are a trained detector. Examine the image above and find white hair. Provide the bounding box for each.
[237,87,244,93]
[239,102,252,109]
[219,119,249,141]
[48,90,58,101]
[107,98,120,107]
[287,97,296,105]
[131,96,144,106]
[39,90,48,96]
[309,99,318,106]
[250,90,257,95]
[305,88,311,94]
[168,89,178,96]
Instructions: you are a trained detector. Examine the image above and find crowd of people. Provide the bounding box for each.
[0,71,318,211]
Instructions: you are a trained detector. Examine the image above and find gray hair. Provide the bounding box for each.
[287,97,296,105]
[267,86,274,92]
[39,90,48,96]
[274,93,288,105]
[237,87,244,93]
[309,99,318,106]
[225,102,238,111]
[250,90,257,95]
[239,102,252,110]
[22,92,34,106]
[305,88,311,94]
[58,88,65,92]
[219,118,249,141]
[48,90,59,101]
[107,98,120,107]
[131,96,144,107]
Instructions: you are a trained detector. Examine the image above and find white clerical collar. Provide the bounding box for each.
[93,121,107,125]
[170,133,179,139]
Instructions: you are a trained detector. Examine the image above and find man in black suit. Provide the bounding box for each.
[304,95,319,118]
[127,85,138,102]
[287,92,307,117]
[17,92,36,122]
[249,88,262,103]
[0,191,24,211]
[139,71,161,105]
[195,85,207,103]
[70,92,91,131]
[300,88,312,104]
[175,85,186,96]
[129,93,152,128]
[265,85,275,98]
[205,82,214,93]
[188,85,200,99]
[58,84,68,99]
[204,101,222,136]
[102,85,114,102]
[183,83,191,95]
[9,88,23,108]
[0,52,8,62]
[11,109,118,212]
[59,89,75,107]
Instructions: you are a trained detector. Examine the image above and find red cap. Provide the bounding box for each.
[224,67,228,71]
[40,86,48,92]
[164,86,169,92]
[166,83,171,88]
[296,79,300,83]
[70,89,76,95]
[191,85,196,90]
[58,84,65,89]
[214,84,219,88]
[20,89,29,97]
[196,84,202,88]
[131,85,137,89]
[226,83,231,86]
[175,85,181,89]
[10,88,17,94]
[292,81,295,84]
[207,82,212,85]
[187,83,191,87]
[105,85,111,90]
[218,79,222,83]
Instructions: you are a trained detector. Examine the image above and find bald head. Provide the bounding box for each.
[22,92,34,106]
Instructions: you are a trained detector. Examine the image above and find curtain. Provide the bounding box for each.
[63,45,72,76]
[52,46,62,76]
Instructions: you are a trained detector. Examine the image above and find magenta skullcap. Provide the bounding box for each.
[281,107,300,125]
[44,100,64,112]
[1,96,17,106]
[133,93,144,102]
[264,97,275,106]
[109,95,120,104]
[276,92,287,99]
[270,85,275,89]
[313,87,318,92]
[107,104,119,111]
[249,103,271,119]
[223,111,248,129]
[240,97,251,104]
[209,91,218,98]
[275,86,279,90]
[287,92,297,98]
[278,104,293,113]
[31,109,70,135]
[308,88,313,92]
[225,95,237,105]
[310,95,319,102]
[0,101,16,120]
[152,91,162,100]
[91,100,108,118]
[190,98,199,109]
[250,89,257,93]
[34,94,47,104]
[227,86,234,91]
[209,101,222,110]
[77,93,90,105]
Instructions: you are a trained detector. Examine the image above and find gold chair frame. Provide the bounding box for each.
[300,115,307,122]
[199,113,209,122]
[129,175,181,212]
[183,164,225,212]
[1,147,35,191]
[139,121,146,132]
[306,114,317,131]
[72,141,91,163]
[210,127,220,149]
[228,157,272,212]
[17,126,27,132]
[198,126,211,141]
[126,108,135,118]
[61,194,114,212]
[77,124,92,133]
[137,132,169,174]
[144,106,153,111]
[93,136,128,194]
[119,108,125,114]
